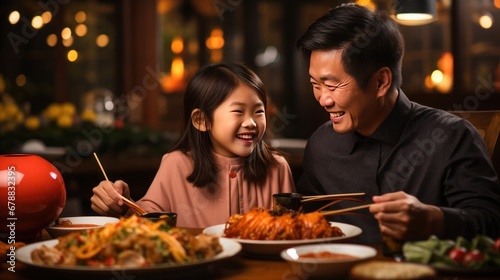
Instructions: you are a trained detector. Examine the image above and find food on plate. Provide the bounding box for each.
[350,260,436,279]
[403,235,500,269]
[31,215,222,267]
[52,218,99,228]
[223,207,344,240]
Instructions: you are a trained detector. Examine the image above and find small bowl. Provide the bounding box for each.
[45,216,120,238]
[280,243,377,279]
[273,192,303,212]
[141,212,177,227]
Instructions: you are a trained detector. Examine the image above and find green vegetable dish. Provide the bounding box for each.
[403,235,500,270]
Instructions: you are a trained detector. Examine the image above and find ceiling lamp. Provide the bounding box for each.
[394,0,437,26]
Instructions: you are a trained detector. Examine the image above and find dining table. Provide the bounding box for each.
[1,227,498,280]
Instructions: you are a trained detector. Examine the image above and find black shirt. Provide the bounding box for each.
[297,90,500,244]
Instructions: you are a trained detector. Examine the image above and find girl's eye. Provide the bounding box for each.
[256,109,265,114]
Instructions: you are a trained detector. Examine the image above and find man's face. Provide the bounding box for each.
[309,49,381,136]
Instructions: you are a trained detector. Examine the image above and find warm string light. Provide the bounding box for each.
[8,11,20,24]
[478,13,493,29]
[75,24,88,36]
[31,15,44,29]
[6,9,109,61]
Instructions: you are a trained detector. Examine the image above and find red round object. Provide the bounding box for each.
[448,247,467,263]
[494,238,500,252]
[0,154,66,242]
[462,249,485,266]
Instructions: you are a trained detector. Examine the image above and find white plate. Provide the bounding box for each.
[16,238,241,276]
[203,222,362,257]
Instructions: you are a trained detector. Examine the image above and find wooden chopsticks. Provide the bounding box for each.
[93,152,147,216]
[118,194,148,216]
[301,192,366,203]
[297,192,371,215]
[320,203,373,216]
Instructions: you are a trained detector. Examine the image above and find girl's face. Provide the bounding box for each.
[208,83,266,157]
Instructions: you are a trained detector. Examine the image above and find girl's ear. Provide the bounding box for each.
[191,109,208,131]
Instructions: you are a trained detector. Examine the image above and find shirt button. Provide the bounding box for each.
[229,171,236,178]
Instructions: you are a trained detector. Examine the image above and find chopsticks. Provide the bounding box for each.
[93,152,110,181]
[301,192,366,203]
[93,152,148,216]
[300,193,371,215]
[320,204,373,216]
[117,195,148,216]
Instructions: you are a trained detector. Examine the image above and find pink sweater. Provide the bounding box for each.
[136,151,296,228]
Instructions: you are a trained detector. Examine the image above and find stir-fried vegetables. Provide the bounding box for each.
[31,215,222,268]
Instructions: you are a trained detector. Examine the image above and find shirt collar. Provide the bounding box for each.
[212,152,245,167]
[342,89,411,153]
[370,89,411,146]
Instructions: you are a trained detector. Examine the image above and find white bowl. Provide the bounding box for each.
[280,243,377,278]
[45,216,120,238]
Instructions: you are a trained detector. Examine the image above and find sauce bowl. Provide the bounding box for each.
[281,243,377,278]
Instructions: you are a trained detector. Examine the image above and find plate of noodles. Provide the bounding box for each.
[202,208,362,257]
[16,215,242,276]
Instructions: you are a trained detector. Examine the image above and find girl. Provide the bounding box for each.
[90,62,296,228]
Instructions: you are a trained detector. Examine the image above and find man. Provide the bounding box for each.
[296,3,500,245]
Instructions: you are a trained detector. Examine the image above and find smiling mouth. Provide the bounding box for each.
[330,112,345,118]
[237,134,255,140]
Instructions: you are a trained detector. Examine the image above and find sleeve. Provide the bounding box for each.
[440,118,500,239]
[135,152,189,213]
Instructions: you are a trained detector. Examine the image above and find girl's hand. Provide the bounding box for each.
[90,180,131,217]
[369,191,444,240]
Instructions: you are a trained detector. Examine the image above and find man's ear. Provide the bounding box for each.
[191,109,208,131]
[375,67,392,97]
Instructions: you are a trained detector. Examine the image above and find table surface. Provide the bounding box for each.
[1,228,498,280]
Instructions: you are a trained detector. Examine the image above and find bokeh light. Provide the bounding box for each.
[67,50,78,62]
[31,15,43,29]
[96,34,109,47]
[9,11,20,24]
[46,34,58,47]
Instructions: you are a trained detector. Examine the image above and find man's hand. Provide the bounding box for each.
[369,191,444,240]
